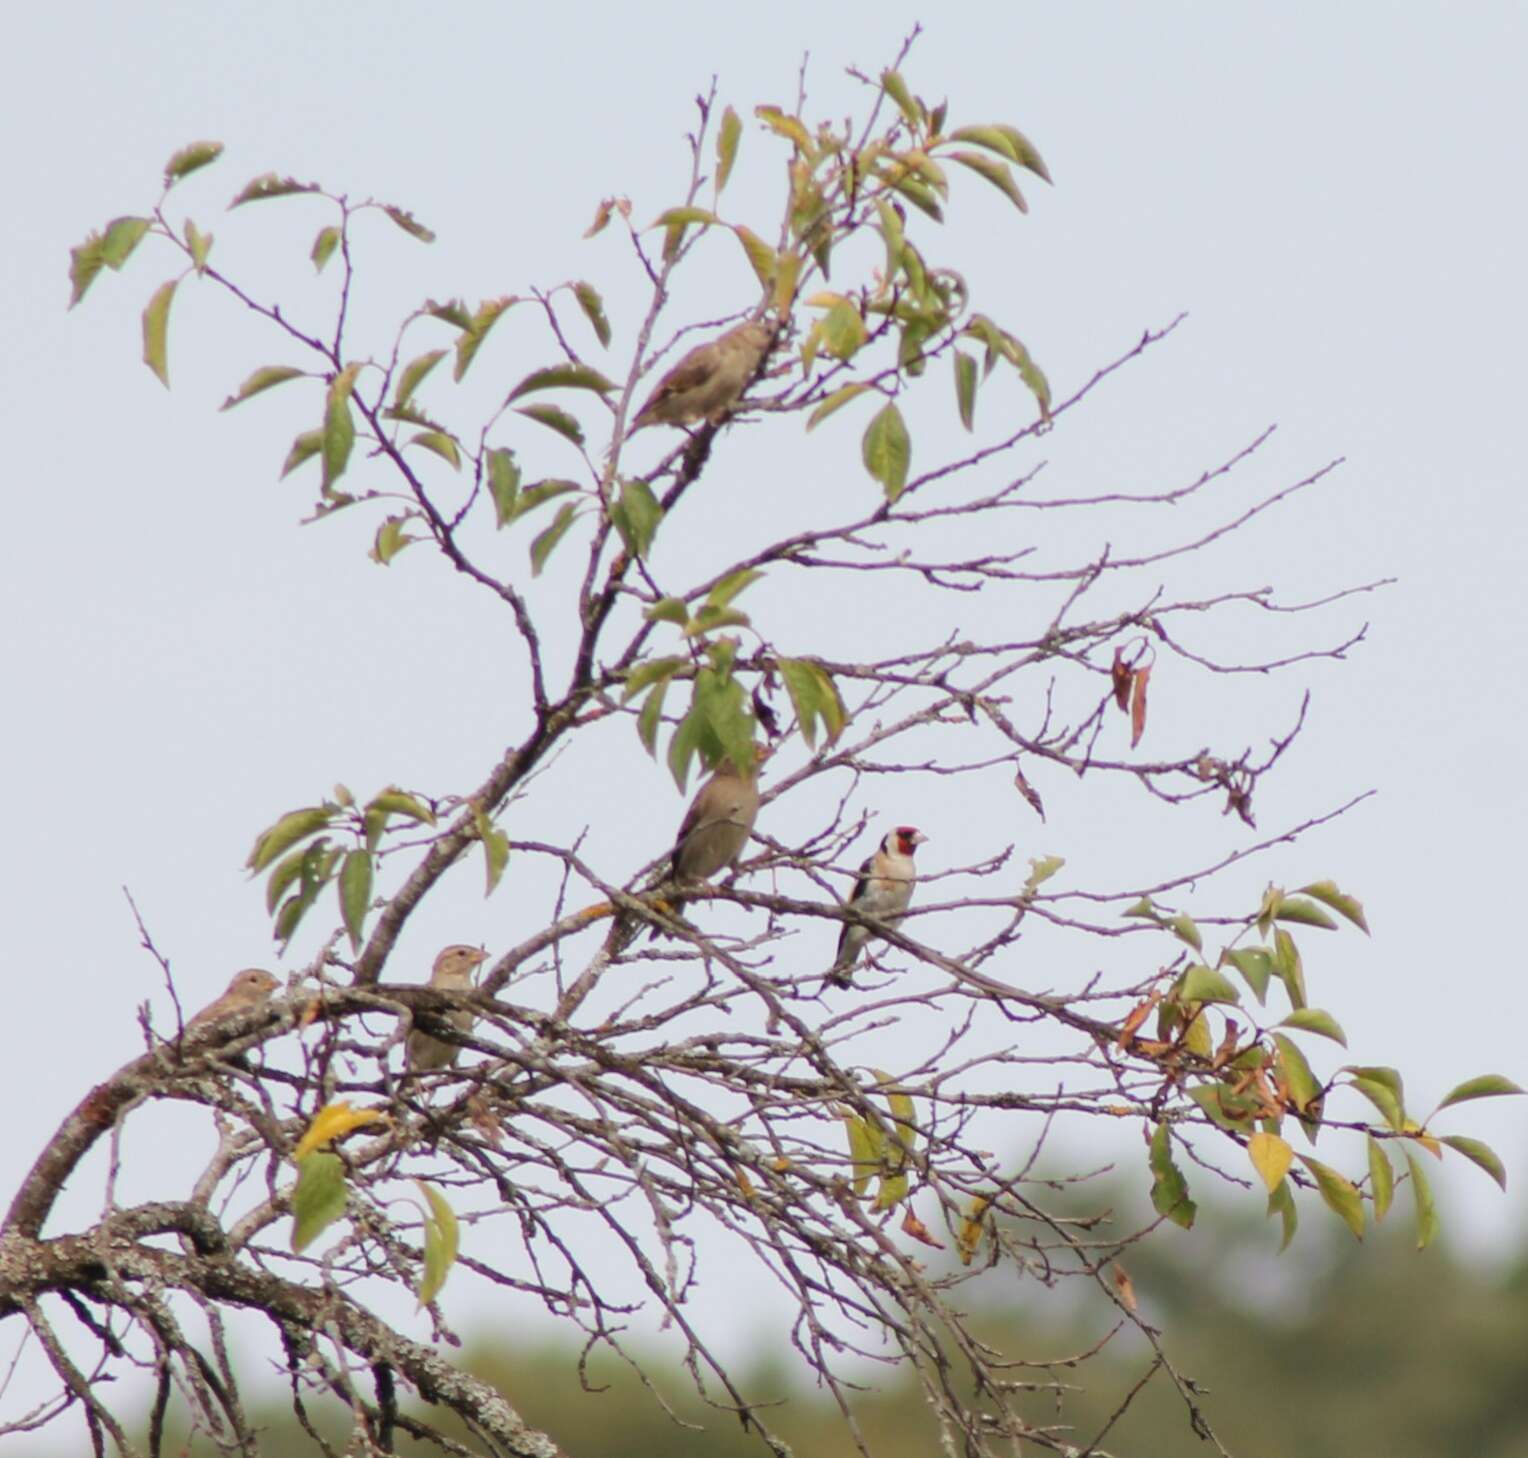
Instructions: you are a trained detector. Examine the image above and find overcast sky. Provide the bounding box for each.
[4,0,1525,1409]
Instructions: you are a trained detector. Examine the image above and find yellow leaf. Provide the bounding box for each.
[1404,1121,1444,1159]
[293,1100,390,1162]
[956,1195,990,1266]
[1248,1130,1294,1193]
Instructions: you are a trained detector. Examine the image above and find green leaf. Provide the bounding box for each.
[1347,1075,1405,1133]
[947,123,1052,183]
[366,788,436,827]
[874,196,905,280]
[515,402,584,447]
[715,104,742,192]
[414,1180,459,1307]
[772,249,802,315]
[880,69,923,130]
[1404,1149,1439,1249]
[1294,879,1370,934]
[184,219,213,272]
[666,703,706,792]
[311,225,340,274]
[1007,860,1055,899]
[68,233,107,308]
[1273,897,1339,931]
[248,805,335,874]
[818,298,867,360]
[1223,947,1274,1004]
[263,845,309,916]
[1273,1033,1323,1118]
[1148,1122,1196,1229]
[273,840,339,947]
[1367,1134,1395,1221]
[1272,928,1306,1010]
[844,1114,881,1197]
[382,204,435,243]
[705,567,764,612]
[338,849,372,951]
[410,430,461,469]
[653,205,720,229]
[486,447,521,527]
[141,279,177,387]
[730,225,777,289]
[471,805,510,897]
[529,502,578,576]
[952,350,977,431]
[1123,897,1160,921]
[1187,1082,1256,1134]
[572,281,611,348]
[637,678,671,756]
[644,597,690,627]
[1248,1130,1293,1193]
[1435,1074,1526,1111]
[1277,1008,1348,1047]
[806,383,873,432]
[164,140,224,185]
[778,657,847,749]
[1300,1156,1364,1240]
[508,479,580,522]
[1170,914,1203,953]
[323,364,360,490]
[1267,1178,1298,1251]
[221,365,305,411]
[1439,1134,1507,1191]
[393,348,448,411]
[610,478,663,559]
[370,514,421,566]
[291,1151,347,1253]
[1178,964,1239,1006]
[454,296,518,381]
[229,173,321,208]
[621,657,687,703]
[101,216,152,269]
[280,428,324,478]
[505,363,616,404]
[949,150,1028,212]
[861,402,911,501]
[754,105,813,152]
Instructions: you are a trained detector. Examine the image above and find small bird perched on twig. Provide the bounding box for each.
[649,750,763,933]
[186,968,279,1030]
[827,827,929,987]
[407,945,489,1072]
[631,317,776,431]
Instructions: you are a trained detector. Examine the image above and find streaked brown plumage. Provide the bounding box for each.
[406,945,489,1072]
[186,968,278,1029]
[631,318,775,431]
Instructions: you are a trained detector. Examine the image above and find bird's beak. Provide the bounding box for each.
[912,831,930,846]
[469,948,490,966]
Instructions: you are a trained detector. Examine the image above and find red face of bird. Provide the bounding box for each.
[891,827,928,857]
[430,945,489,989]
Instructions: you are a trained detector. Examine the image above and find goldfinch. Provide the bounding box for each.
[827,827,929,987]
[631,317,775,431]
[406,945,488,1072]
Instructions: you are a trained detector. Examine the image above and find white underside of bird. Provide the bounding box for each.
[828,827,928,987]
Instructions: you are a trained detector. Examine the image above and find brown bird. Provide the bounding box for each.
[186,968,279,1029]
[406,945,489,1072]
[670,752,762,884]
[631,317,775,431]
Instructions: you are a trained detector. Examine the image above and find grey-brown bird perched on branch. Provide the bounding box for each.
[669,752,762,885]
[186,968,279,1029]
[406,945,489,1072]
[631,317,776,431]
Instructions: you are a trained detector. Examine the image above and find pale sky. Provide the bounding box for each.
[3,0,1526,1414]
